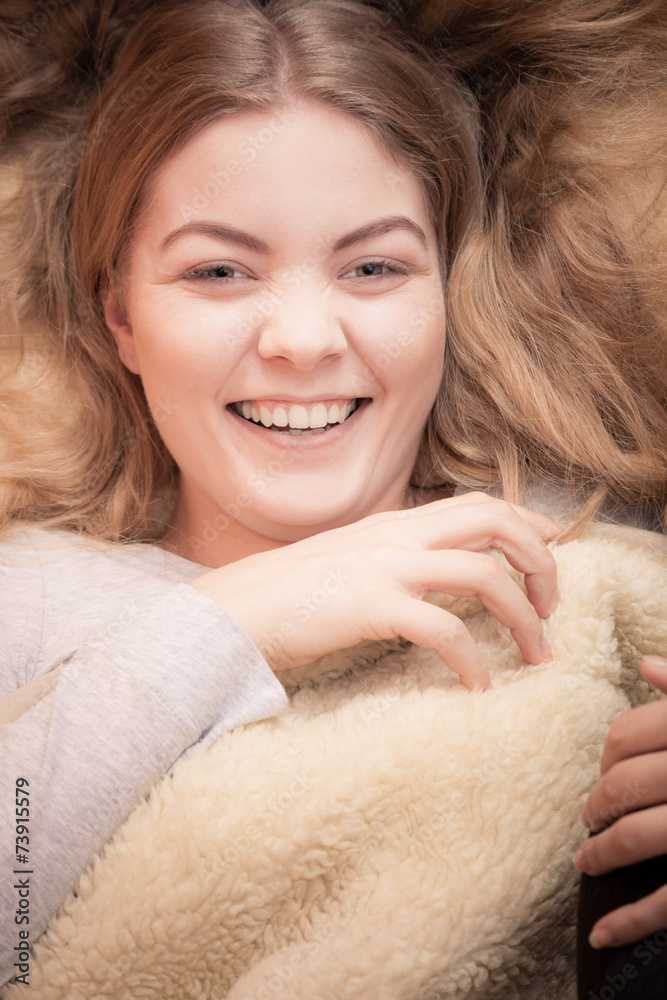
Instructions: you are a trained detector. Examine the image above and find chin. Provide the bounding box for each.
[244,471,409,535]
[252,505,360,539]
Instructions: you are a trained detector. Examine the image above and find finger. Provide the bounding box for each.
[409,490,566,538]
[588,882,667,949]
[419,491,566,540]
[341,495,561,618]
[364,491,563,542]
[641,654,667,694]
[385,596,491,692]
[401,548,551,667]
[582,751,667,832]
[599,698,667,775]
[331,490,495,533]
[505,502,568,538]
[408,498,559,619]
[403,491,564,540]
[574,804,667,875]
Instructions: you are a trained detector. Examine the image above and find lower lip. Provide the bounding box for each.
[226,399,370,448]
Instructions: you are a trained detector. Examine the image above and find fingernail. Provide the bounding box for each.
[549,588,559,615]
[643,655,667,669]
[589,927,615,949]
[573,847,590,873]
[472,679,494,693]
[539,635,553,661]
[580,808,590,829]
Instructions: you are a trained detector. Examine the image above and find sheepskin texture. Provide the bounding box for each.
[3,523,667,1000]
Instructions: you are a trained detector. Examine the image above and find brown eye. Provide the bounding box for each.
[183,263,249,281]
[357,262,389,277]
[202,265,236,279]
[341,259,407,280]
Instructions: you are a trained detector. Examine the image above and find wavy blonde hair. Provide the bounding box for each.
[0,0,666,541]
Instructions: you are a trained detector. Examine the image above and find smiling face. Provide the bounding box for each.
[103,101,447,566]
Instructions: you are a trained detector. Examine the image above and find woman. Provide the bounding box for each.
[0,0,665,994]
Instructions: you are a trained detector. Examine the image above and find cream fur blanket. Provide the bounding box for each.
[3,523,667,1000]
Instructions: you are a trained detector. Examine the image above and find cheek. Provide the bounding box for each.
[349,286,444,349]
[129,295,245,398]
[373,300,446,407]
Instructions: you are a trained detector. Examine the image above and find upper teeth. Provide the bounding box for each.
[234,400,357,429]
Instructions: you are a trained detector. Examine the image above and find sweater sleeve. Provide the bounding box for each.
[0,582,289,987]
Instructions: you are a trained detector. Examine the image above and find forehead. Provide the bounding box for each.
[136,101,434,249]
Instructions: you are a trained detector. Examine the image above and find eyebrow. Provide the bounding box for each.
[158,215,428,255]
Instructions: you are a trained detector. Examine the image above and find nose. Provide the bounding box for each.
[255,288,348,370]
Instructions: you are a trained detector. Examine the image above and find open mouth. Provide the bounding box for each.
[229,398,366,436]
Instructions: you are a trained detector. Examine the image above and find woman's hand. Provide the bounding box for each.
[576,654,667,948]
[189,493,560,690]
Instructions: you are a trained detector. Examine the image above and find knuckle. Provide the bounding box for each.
[606,712,632,758]
[541,546,557,573]
[613,820,643,862]
[622,910,650,942]
[475,554,505,587]
[519,536,555,577]
[583,837,599,869]
[598,769,627,817]
[512,606,540,633]
[436,616,468,648]
[482,496,513,519]
[368,544,396,566]
[626,901,652,934]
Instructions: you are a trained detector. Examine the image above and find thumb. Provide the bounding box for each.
[640,654,667,693]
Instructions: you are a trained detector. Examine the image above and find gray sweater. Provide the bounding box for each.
[0,527,289,986]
